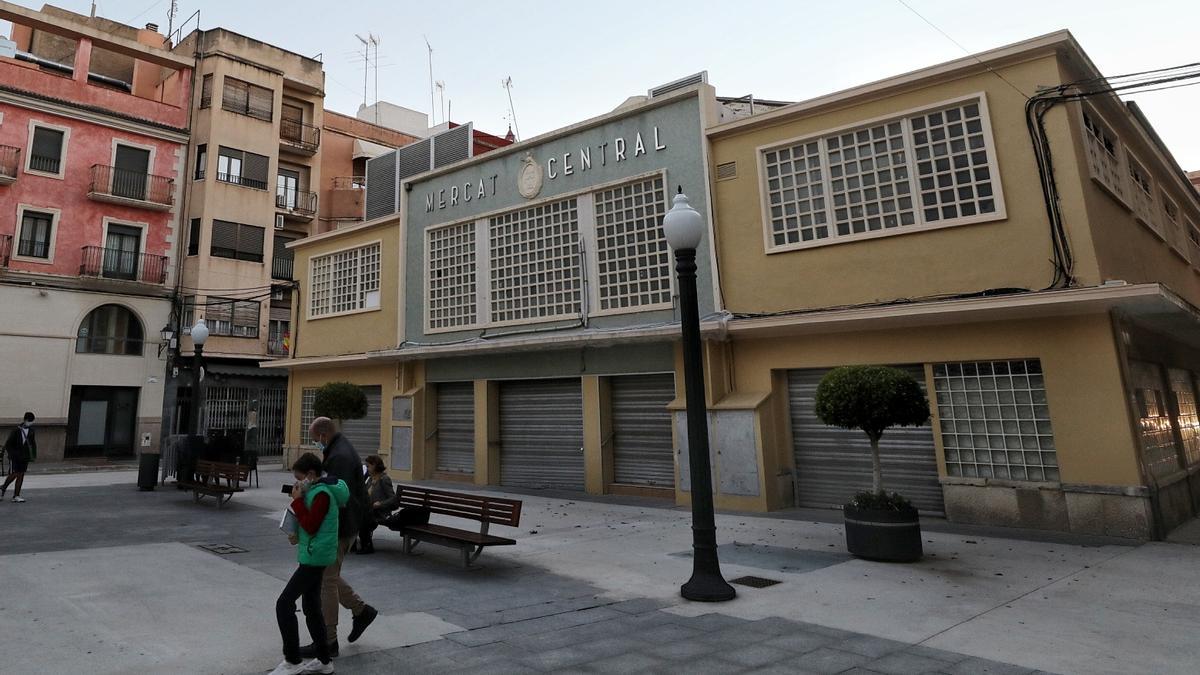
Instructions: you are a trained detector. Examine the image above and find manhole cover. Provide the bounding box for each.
[197,543,247,555]
[730,575,782,589]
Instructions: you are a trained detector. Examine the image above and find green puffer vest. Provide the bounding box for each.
[298,479,350,566]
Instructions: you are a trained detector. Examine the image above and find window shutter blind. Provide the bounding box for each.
[188,218,201,255]
[223,78,249,112]
[248,84,274,120]
[240,224,265,260]
[206,298,232,323]
[244,152,269,186]
[32,128,64,159]
[211,220,238,253]
[232,300,260,329]
[200,74,212,107]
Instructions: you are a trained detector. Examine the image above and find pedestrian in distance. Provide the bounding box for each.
[270,452,347,675]
[358,455,394,555]
[2,412,37,503]
[300,417,378,659]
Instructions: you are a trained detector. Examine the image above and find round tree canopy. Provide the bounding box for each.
[813,366,930,441]
[313,382,368,422]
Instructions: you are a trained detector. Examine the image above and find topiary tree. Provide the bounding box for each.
[313,382,368,427]
[814,366,931,497]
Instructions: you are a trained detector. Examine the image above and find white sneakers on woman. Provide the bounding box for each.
[268,658,333,675]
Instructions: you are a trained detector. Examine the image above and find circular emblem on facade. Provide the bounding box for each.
[517,152,543,199]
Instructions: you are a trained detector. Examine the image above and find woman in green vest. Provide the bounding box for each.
[270,453,349,675]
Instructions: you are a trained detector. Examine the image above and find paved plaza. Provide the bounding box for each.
[1,469,1198,674]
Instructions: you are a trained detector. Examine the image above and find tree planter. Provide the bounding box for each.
[843,504,923,563]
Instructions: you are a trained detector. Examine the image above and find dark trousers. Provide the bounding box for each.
[359,515,378,548]
[276,564,330,664]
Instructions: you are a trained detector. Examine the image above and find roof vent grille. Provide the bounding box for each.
[649,71,708,98]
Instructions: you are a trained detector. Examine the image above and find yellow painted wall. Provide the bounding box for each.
[709,54,1096,314]
[290,219,400,359]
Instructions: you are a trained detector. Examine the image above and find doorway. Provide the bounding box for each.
[67,386,140,458]
[113,145,150,200]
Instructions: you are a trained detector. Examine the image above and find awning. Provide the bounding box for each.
[353,138,393,159]
[205,362,288,379]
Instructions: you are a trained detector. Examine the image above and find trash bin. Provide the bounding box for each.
[137,452,160,491]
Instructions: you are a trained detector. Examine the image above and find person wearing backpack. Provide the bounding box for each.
[2,412,37,503]
[269,452,348,675]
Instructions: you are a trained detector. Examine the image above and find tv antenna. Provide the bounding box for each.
[436,80,447,125]
[424,36,435,126]
[502,76,520,141]
[355,33,380,112]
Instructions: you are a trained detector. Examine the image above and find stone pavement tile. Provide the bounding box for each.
[866,650,951,675]
[627,621,706,645]
[585,651,668,674]
[839,669,889,675]
[652,638,725,660]
[761,629,836,654]
[498,597,610,623]
[902,645,971,664]
[606,597,673,615]
[680,612,753,632]
[747,615,809,636]
[803,623,860,641]
[505,617,638,653]
[518,644,599,671]
[447,615,571,647]
[941,657,1034,675]
[719,644,795,668]
[390,636,463,660]
[647,655,746,675]
[788,646,873,675]
[454,662,542,675]
[434,608,498,630]
[833,634,910,658]
[751,665,822,675]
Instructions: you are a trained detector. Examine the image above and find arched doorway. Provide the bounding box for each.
[67,305,143,458]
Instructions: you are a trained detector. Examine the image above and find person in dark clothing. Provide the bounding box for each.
[299,417,377,659]
[357,455,394,555]
[2,412,37,503]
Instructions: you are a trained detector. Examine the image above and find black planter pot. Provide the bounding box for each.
[843,504,923,562]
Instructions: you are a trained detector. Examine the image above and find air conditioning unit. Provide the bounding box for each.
[274,214,285,230]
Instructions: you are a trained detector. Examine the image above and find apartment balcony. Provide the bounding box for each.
[88,165,174,211]
[276,188,317,222]
[0,234,11,267]
[267,339,289,357]
[0,145,19,185]
[272,255,294,281]
[279,119,320,155]
[79,246,168,284]
[329,176,366,220]
[28,153,59,175]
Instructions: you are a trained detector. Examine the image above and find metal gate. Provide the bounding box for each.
[611,373,676,488]
[202,384,286,459]
[788,366,943,514]
[342,385,382,456]
[436,382,475,474]
[499,379,584,490]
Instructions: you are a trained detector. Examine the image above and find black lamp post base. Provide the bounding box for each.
[681,572,737,602]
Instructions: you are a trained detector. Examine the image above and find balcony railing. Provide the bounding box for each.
[332,176,367,189]
[79,246,168,284]
[0,145,19,183]
[217,172,268,190]
[17,238,49,258]
[276,188,317,217]
[272,255,294,280]
[29,154,60,174]
[89,165,174,209]
[0,234,10,267]
[279,119,320,153]
[267,339,289,356]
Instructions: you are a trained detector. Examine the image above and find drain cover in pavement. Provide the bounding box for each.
[730,575,782,589]
[196,543,247,555]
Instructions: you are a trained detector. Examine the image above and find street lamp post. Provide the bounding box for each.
[188,319,209,438]
[663,187,736,603]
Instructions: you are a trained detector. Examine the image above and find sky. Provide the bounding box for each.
[13,0,1200,168]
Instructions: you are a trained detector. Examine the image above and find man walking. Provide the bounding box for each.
[2,412,37,503]
[301,416,377,658]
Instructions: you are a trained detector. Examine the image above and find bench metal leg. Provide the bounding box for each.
[461,545,483,569]
[403,534,416,555]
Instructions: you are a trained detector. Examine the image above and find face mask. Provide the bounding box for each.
[313,440,326,452]
[22,421,32,428]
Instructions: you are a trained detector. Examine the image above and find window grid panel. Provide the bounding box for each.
[1169,368,1200,467]
[911,102,996,223]
[933,359,1059,482]
[828,120,915,236]
[1126,155,1159,234]
[300,387,316,445]
[1161,194,1189,258]
[1083,110,1126,202]
[428,222,477,329]
[330,249,360,314]
[488,198,582,324]
[359,244,381,295]
[308,243,380,317]
[592,176,672,311]
[764,140,829,246]
[310,255,332,317]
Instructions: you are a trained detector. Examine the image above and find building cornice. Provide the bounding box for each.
[0,87,189,141]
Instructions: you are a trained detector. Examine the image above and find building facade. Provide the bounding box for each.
[317,110,418,235]
[0,3,192,461]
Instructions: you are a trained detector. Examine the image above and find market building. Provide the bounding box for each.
[0,3,192,461]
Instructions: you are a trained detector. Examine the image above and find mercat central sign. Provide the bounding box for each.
[424,126,668,213]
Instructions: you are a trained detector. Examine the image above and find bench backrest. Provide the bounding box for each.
[395,485,521,527]
[195,459,250,482]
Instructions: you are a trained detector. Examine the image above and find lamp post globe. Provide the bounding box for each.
[665,186,735,603]
[190,319,209,347]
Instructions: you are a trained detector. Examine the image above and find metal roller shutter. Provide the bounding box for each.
[499,379,584,490]
[341,385,382,456]
[788,366,943,514]
[436,382,475,474]
[611,373,676,488]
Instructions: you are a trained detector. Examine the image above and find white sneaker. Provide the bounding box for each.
[267,659,308,675]
[12,496,25,503]
[302,659,334,674]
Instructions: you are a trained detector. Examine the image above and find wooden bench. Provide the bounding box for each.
[179,459,249,509]
[390,485,522,568]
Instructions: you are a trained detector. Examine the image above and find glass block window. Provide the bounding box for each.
[933,359,1059,481]
[593,176,672,311]
[910,102,996,223]
[1126,154,1158,233]
[309,243,381,317]
[761,97,1000,251]
[1082,109,1126,203]
[1169,368,1200,467]
[489,197,582,324]
[299,387,316,446]
[427,221,477,330]
[1131,361,1182,479]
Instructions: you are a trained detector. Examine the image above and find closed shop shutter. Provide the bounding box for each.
[499,379,584,490]
[435,382,475,474]
[788,366,943,514]
[611,373,675,487]
[341,385,382,456]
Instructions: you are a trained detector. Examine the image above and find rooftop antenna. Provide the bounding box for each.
[166,0,178,37]
[369,32,380,122]
[502,76,520,141]
[355,34,370,110]
[424,36,435,126]
[436,80,446,125]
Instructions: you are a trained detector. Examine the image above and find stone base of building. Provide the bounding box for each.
[943,480,1154,539]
